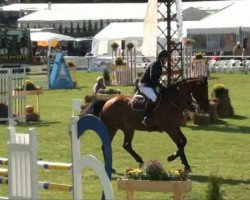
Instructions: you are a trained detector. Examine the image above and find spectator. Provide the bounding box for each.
[93,77,106,94]
[219,51,225,60]
[233,41,243,60]
[211,52,219,61]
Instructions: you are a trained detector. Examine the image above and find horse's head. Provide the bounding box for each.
[160,77,209,113]
[185,77,209,113]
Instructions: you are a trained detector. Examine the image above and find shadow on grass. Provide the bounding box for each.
[74,86,88,89]
[191,174,250,185]
[208,76,220,80]
[18,120,61,127]
[186,114,250,134]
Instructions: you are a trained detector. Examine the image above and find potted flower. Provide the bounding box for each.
[182,38,195,45]
[111,42,119,51]
[126,42,134,51]
[111,42,119,57]
[115,56,124,66]
[194,52,205,59]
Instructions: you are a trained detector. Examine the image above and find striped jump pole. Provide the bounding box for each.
[0,159,72,171]
[0,177,72,193]
[0,169,8,177]
[37,161,72,171]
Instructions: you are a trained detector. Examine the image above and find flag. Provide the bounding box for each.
[141,0,158,58]
[176,0,183,42]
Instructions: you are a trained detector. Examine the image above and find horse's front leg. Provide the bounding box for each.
[167,127,187,162]
[167,128,191,174]
[122,128,144,167]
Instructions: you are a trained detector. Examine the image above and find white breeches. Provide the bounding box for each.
[139,86,157,102]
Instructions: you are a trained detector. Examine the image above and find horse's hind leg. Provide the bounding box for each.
[122,129,144,166]
[167,128,191,174]
[167,127,187,162]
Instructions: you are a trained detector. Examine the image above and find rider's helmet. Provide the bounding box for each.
[157,49,169,60]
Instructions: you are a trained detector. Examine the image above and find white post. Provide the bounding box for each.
[7,127,39,200]
[71,116,83,200]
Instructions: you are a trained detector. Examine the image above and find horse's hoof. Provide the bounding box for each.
[167,154,176,162]
[139,163,144,168]
[184,167,192,175]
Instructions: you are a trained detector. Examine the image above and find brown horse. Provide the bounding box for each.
[81,77,209,173]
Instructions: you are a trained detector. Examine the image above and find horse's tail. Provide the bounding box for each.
[80,99,107,117]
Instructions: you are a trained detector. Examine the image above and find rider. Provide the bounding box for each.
[138,49,169,126]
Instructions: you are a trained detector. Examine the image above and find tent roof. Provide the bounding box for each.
[2,1,235,12]
[188,0,250,34]
[93,21,199,40]
[12,1,235,22]
[30,32,75,41]
[18,4,147,21]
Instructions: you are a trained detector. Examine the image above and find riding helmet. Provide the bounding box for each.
[157,49,169,60]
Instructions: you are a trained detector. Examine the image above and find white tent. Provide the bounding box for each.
[188,0,250,34]
[187,0,250,54]
[92,21,199,56]
[30,32,75,42]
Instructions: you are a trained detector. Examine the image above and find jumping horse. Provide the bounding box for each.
[81,77,209,174]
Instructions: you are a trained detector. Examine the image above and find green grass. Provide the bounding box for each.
[0,72,250,199]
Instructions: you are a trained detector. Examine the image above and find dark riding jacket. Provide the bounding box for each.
[139,59,162,89]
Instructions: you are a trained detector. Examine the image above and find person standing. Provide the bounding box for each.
[233,41,243,60]
[138,49,169,126]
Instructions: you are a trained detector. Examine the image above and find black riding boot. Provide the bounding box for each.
[142,99,155,126]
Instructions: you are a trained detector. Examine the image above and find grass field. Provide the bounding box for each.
[0,71,249,200]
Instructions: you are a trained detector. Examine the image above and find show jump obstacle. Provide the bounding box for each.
[0,115,114,200]
[0,68,26,125]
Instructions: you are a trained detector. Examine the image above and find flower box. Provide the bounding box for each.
[117,179,192,200]
[13,89,43,96]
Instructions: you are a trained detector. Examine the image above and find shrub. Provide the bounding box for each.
[206,174,224,200]
[212,84,229,99]
[67,61,75,67]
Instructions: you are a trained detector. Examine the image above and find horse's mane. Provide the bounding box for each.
[161,77,207,93]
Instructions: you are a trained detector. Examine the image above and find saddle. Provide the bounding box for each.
[130,91,160,111]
